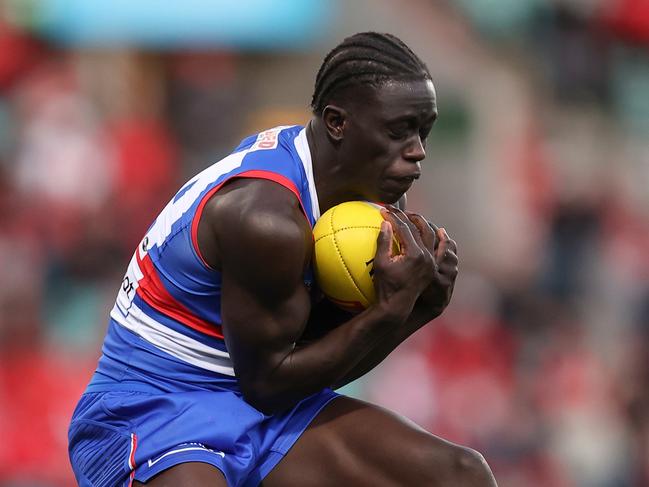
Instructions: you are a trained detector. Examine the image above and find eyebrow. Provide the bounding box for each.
[386,111,438,125]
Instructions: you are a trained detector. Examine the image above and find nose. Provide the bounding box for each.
[403,135,426,162]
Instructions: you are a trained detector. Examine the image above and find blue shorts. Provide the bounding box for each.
[68,322,339,487]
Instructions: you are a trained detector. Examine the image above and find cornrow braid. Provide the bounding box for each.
[311,32,431,115]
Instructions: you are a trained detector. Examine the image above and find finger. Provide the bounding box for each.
[389,207,430,255]
[435,228,451,263]
[425,220,440,251]
[406,213,437,255]
[439,228,457,256]
[425,219,439,233]
[382,209,422,257]
[437,255,458,279]
[438,250,458,268]
[434,228,457,263]
[374,219,395,265]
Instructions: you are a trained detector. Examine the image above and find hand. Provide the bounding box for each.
[371,207,437,320]
[388,209,458,319]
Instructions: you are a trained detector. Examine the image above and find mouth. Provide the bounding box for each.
[383,175,418,195]
[395,174,420,184]
[392,167,421,181]
[393,173,420,186]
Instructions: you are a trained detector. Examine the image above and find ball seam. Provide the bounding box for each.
[329,205,370,304]
[314,225,381,244]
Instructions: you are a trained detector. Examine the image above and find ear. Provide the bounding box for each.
[321,105,348,142]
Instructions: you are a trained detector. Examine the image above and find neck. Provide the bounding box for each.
[306,118,350,214]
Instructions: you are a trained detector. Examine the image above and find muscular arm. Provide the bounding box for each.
[202,179,431,414]
[331,205,459,389]
[331,305,434,389]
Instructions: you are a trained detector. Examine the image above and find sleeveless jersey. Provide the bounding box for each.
[106,125,319,378]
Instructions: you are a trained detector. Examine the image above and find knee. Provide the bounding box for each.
[444,445,496,486]
[454,447,495,481]
[419,442,497,486]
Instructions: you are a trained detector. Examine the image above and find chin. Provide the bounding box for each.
[376,192,404,205]
[360,186,405,205]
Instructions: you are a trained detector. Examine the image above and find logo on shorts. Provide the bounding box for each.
[147,442,225,468]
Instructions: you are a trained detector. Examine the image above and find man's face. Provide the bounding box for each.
[338,79,437,204]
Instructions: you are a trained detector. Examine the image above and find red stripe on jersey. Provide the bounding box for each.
[136,252,224,339]
[191,169,309,269]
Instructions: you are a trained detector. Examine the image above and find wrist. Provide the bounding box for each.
[415,294,444,320]
[374,292,416,325]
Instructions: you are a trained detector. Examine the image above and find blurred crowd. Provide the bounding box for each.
[362,2,649,486]
[0,1,648,486]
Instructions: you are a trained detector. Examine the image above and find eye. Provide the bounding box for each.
[388,129,409,140]
[387,122,411,140]
[419,124,433,141]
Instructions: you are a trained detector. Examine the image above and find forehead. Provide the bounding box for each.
[363,79,437,120]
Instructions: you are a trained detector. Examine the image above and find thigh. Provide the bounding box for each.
[262,396,493,487]
[133,462,227,487]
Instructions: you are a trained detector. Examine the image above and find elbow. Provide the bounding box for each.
[242,391,278,415]
[240,380,290,415]
[249,400,284,416]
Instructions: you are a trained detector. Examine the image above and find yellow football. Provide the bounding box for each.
[312,201,399,312]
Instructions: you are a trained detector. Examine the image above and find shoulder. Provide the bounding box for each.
[203,178,312,289]
[234,125,303,153]
[208,178,308,237]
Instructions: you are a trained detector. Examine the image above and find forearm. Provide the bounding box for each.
[332,300,438,388]
[220,197,453,413]
[237,302,407,413]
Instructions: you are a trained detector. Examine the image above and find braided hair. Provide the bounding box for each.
[311,32,431,115]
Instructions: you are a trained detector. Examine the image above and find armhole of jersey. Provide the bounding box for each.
[191,169,310,270]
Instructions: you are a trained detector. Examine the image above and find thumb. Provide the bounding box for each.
[375,220,394,263]
[434,227,449,263]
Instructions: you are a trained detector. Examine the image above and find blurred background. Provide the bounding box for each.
[0,0,648,485]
